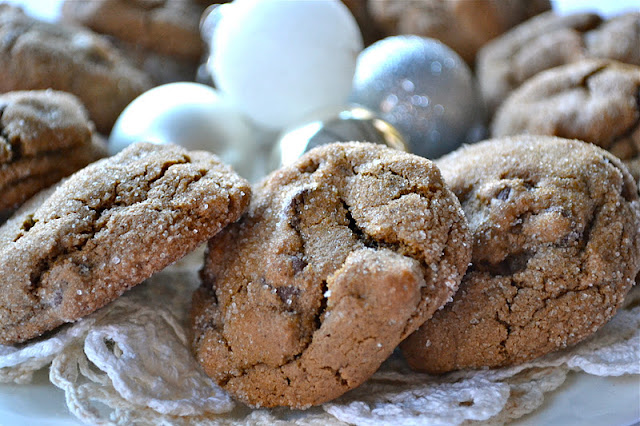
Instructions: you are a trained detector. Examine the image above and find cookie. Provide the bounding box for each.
[0,142,251,344]
[477,11,640,114]
[61,0,208,84]
[192,142,471,408]
[492,60,640,161]
[0,4,152,133]
[0,90,106,217]
[401,136,640,373]
[368,0,550,64]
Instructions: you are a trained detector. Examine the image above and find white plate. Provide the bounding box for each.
[0,369,637,425]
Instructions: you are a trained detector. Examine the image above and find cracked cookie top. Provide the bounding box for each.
[0,90,105,216]
[477,11,640,114]
[0,4,152,133]
[0,142,251,344]
[401,136,640,373]
[492,60,640,161]
[191,142,471,408]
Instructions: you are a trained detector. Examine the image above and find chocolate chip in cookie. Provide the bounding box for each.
[0,142,251,344]
[401,136,640,373]
[0,90,106,218]
[192,142,471,408]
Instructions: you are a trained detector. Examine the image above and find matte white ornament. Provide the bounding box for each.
[108,82,256,179]
[207,0,363,129]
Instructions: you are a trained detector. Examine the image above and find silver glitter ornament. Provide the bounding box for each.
[350,36,487,159]
[270,105,407,170]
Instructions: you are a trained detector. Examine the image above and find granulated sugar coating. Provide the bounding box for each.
[477,11,640,113]
[402,136,640,373]
[192,142,472,408]
[0,142,250,344]
[492,59,640,161]
[0,90,106,216]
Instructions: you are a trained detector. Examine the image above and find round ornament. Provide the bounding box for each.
[350,36,487,159]
[270,105,407,170]
[108,82,256,179]
[206,0,363,130]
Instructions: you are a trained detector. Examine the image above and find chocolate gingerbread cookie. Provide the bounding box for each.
[0,142,250,344]
[401,136,640,373]
[368,0,550,64]
[62,0,209,84]
[192,142,471,408]
[0,90,105,217]
[0,4,151,133]
[492,60,640,161]
[477,11,640,114]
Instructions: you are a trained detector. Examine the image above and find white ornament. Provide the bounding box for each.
[108,83,256,179]
[207,0,363,129]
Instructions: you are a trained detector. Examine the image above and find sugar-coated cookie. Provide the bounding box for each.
[0,90,105,217]
[61,0,209,84]
[492,59,640,161]
[192,142,471,408]
[0,4,151,133]
[369,0,550,64]
[0,142,251,344]
[401,136,640,373]
[477,11,639,113]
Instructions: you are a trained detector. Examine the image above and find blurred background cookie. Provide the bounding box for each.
[0,4,152,134]
[0,142,251,344]
[477,11,640,114]
[61,0,216,85]
[0,90,105,219]
[341,0,383,46]
[368,0,551,65]
[192,142,471,408]
[401,136,640,373]
[492,59,640,165]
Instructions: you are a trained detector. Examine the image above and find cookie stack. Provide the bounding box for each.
[0,4,151,134]
[477,10,640,192]
[61,0,214,85]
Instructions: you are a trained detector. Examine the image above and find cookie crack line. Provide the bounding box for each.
[20,158,194,307]
[580,63,640,147]
[0,105,22,164]
[0,144,89,171]
[577,62,609,90]
[360,167,439,204]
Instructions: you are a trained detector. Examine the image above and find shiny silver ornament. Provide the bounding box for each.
[270,105,407,170]
[350,36,487,159]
